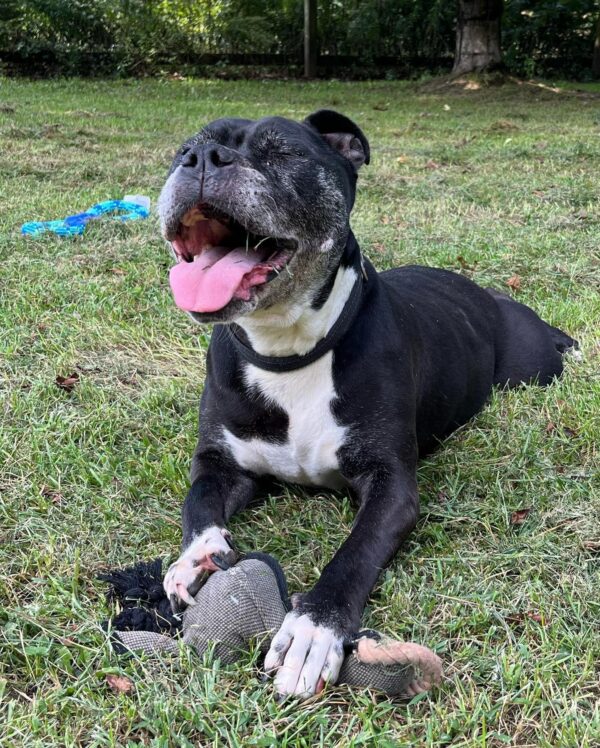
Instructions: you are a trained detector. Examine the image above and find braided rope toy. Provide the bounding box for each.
[21,197,150,237]
[100,554,442,699]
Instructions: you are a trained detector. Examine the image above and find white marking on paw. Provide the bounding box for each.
[265,611,345,698]
[163,526,232,607]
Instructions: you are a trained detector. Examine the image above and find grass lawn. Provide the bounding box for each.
[1,76,599,747]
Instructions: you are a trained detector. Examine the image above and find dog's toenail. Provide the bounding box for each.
[211,552,232,570]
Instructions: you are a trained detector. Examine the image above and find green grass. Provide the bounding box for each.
[1,77,599,747]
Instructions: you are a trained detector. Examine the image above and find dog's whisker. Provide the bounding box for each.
[253,236,273,251]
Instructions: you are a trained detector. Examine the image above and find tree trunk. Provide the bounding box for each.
[593,14,600,78]
[304,0,318,78]
[453,0,503,75]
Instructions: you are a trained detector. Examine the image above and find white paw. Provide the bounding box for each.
[264,611,345,698]
[164,526,236,610]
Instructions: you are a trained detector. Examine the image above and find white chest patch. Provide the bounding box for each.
[223,352,347,489]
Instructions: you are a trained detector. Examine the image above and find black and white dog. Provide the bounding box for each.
[157,110,576,698]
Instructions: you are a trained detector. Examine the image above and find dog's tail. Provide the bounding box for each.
[544,322,580,356]
[486,287,579,357]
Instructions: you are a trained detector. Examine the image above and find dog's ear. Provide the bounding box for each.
[305,109,370,169]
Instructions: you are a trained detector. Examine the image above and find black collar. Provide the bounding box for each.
[223,269,365,373]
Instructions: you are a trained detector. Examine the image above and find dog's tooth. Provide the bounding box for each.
[181,208,207,227]
[194,244,213,262]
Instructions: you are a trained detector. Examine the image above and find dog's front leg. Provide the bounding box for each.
[164,449,256,612]
[265,461,419,698]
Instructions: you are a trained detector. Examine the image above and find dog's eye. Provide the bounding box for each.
[278,147,305,158]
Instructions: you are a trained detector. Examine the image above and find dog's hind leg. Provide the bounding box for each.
[487,288,578,388]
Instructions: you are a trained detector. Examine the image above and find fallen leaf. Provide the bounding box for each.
[562,426,578,439]
[396,155,409,163]
[372,242,386,253]
[106,674,133,694]
[532,189,546,198]
[110,267,126,276]
[457,255,477,272]
[527,611,544,623]
[506,274,521,291]
[41,485,63,505]
[489,120,519,132]
[506,610,546,625]
[425,159,441,170]
[510,507,532,526]
[545,421,556,433]
[373,103,389,111]
[55,372,80,392]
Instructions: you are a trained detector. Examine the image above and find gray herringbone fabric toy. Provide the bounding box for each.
[107,557,442,698]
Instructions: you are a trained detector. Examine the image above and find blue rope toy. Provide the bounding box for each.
[21,198,150,237]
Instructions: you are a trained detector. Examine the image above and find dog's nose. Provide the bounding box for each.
[180,144,236,173]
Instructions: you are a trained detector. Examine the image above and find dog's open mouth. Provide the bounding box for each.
[168,203,295,314]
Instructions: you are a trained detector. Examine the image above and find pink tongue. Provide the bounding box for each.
[169,247,263,313]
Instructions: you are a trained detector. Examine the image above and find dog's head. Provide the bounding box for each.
[158,110,369,324]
